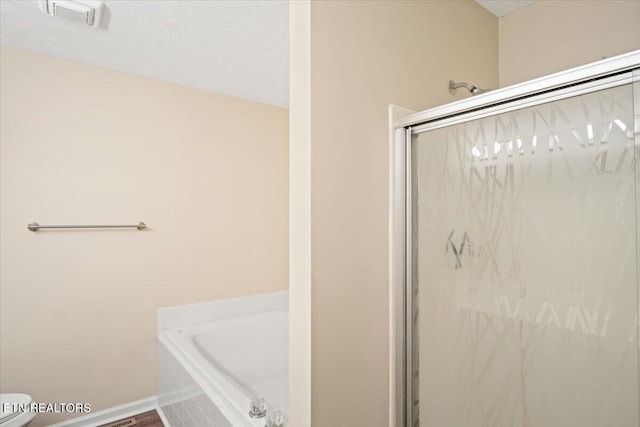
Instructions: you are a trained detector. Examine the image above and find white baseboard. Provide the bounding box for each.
[46,396,163,427]
[156,405,172,427]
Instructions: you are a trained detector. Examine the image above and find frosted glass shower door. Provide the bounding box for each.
[410,81,638,427]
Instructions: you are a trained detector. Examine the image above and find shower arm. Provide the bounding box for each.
[448,80,488,96]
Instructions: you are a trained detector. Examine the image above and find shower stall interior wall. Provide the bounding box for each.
[390,50,640,427]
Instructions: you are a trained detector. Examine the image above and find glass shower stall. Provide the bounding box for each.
[391,50,640,427]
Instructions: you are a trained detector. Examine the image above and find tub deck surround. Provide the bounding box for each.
[157,290,288,335]
[157,291,289,427]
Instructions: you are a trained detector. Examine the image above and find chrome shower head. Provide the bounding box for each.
[449,80,488,96]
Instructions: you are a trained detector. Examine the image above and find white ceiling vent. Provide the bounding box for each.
[38,0,104,28]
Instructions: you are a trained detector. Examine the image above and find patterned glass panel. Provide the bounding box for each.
[411,83,638,427]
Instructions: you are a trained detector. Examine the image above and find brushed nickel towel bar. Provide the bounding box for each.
[28,222,147,232]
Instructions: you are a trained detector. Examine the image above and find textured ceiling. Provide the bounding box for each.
[475,0,538,17]
[0,0,289,108]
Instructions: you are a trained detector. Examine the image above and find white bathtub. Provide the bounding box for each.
[157,291,288,427]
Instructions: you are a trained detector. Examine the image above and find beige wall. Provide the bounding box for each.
[308,1,497,425]
[499,0,640,87]
[0,46,288,426]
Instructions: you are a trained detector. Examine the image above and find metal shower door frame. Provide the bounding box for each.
[389,50,640,427]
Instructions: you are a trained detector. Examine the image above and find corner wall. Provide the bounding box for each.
[499,0,640,86]
[308,1,498,425]
[288,1,311,426]
[0,46,288,426]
